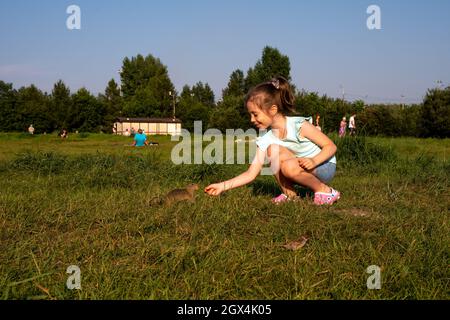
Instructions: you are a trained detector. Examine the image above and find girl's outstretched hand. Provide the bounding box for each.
[204,183,225,196]
[297,158,317,171]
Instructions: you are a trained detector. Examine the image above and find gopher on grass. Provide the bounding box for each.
[150,184,199,206]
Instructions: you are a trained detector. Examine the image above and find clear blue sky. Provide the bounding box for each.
[1,0,449,104]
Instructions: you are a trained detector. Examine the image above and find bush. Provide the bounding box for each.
[78,132,90,138]
[419,87,450,138]
[12,151,67,174]
[333,135,396,167]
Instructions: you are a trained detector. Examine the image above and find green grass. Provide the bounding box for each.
[0,133,449,299]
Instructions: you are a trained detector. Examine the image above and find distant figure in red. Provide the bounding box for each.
[315,114,322,131]
[339,117,347,138]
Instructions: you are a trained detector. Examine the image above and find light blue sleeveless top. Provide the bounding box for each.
[255,116,337,164]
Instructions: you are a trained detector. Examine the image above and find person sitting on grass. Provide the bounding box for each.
[132,129,148,147]
[204,76,340,205]
[59,129,68,139]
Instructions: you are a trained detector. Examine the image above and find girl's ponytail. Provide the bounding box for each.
[273,76,296,114]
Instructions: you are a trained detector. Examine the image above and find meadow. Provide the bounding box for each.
[0,132,448,299]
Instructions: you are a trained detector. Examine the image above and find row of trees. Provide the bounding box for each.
[0,47,448,137]
[0,81,106,133]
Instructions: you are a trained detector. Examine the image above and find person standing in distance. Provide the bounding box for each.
[349,114,356,136]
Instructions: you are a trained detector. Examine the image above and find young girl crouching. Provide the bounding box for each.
[205,76,340,205]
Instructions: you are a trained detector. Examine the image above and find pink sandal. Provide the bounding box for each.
[271,193,290,204]
[314,188,341,205]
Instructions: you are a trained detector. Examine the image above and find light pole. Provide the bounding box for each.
[339,84,345,101]
[169,91,176,119]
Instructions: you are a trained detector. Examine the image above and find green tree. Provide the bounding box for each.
[120,54,175,117]
[69,88,105,132]
[353,100,365,113]
[15,85,53,133]
[208,95,250,131]
[222,69,245,98]
[123,86,160,117]
[181,102,210,132]
[216,69,248,130]
[50,80,71,130]
[99,79,123,131]
[177,84,213,131]
[180,85,193,101]
[215,47,293,131]
[399,104,421,137]
[295,91,321,117]
[358,105,395,136]
[419,87,450,138]
[0,81,18,132]
[245,46,291,91]
[191,82,215,108]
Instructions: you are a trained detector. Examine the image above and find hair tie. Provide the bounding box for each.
[271,79,280,90]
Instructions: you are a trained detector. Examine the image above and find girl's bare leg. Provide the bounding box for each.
[273,170,297,198]
[268,144,331,194]
[268,144,297,197]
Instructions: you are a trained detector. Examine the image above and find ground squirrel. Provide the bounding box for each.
[150,184,199,206]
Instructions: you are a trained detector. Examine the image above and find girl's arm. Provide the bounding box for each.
[204,147,266,196]
[297,121,337,171]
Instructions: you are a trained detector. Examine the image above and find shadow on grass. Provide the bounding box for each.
[250,179,313,198]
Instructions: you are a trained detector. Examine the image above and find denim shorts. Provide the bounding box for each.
[314,161,336,183]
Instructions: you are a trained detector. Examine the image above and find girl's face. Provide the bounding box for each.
[246,101,274,129]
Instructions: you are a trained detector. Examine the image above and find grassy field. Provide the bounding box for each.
[0,132,449,299]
